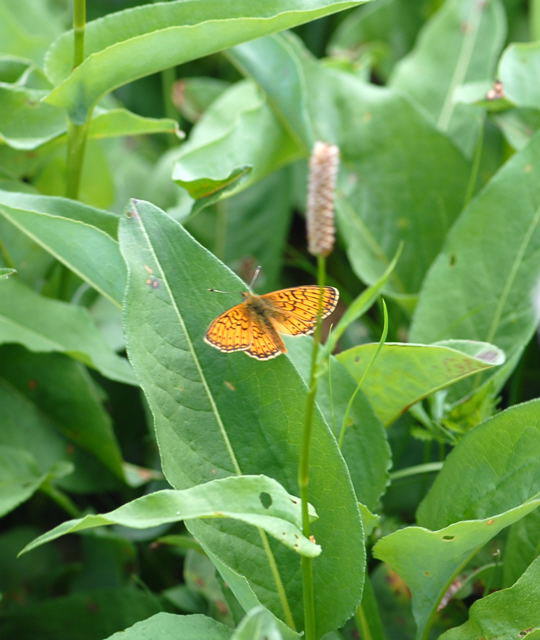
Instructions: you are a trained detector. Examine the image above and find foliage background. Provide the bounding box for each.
[0,0,539,639]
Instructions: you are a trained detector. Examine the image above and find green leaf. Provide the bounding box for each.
[337,340,504,426]
[390,0,506,156]
[233,606,299,640]
[20,475,319,558]
[103,613,231,640]
[0,345,125,481]
[0,587,163,640]
[43,0,367,123]
[0,85,65,150]
[499,41,540,109]
[0,446,71,517]
[438,556,540,640]
[172,81,302,210]
[86,108,184,141]
[119,199,364,634]
[410,131,540,400]
[0,190,125,305]
[417,399,540,529]
[373,497,540,640]
[0,84,182,150]
[0,278,134,384]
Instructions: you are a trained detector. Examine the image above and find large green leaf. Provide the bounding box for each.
[119,199,364,634]
[337,340,505,426]
[104,613,231,640]
[0,190,125,305]
[0,278,134,384]
[0,84,181,150]
[390,0,506,155]
[0,85,65,150]
[410,131,540,399]
[373,497,540,640]
[43,0,367,122]
[172,81,302,210]
[20,475,319,558]
[0,445,71,517]
[417,399,540,529]
[0,345,125,480]
[233,606,299,640]
[231,33,470,300]
[438,556,540,640]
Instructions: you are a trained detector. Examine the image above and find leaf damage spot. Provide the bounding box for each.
[223,380,236,391]
[486,519,495,525]
[442,535,455,541]
[449,254,457,266]
[259,492,272,509]
[146,276,160,289]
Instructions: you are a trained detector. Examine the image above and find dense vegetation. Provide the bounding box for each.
[0,1,539,639]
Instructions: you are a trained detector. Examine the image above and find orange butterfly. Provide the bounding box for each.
[205,285,339,360]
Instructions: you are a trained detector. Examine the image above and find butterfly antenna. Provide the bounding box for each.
[248,265,262,290]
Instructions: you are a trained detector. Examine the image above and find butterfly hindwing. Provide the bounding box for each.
[204,303,251,352]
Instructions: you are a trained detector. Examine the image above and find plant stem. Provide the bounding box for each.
[298,254,326,640]
[41,482,82,519]
[65,0,88,200]
[66,120,90,199]
[73,0,86,69]
[354,576,386,640]
[389,462,443,481]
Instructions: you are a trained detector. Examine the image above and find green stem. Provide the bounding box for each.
[532,0,540,41]
[72,0,86,69]
[65,119,90,199]
[389,462,443,481]
[298,255,326,640]
[65,0,88,200]
[354,576,386,640]
[41,482,82,519]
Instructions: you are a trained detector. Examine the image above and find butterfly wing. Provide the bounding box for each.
[262,285,339,336]
[244,320,282,360]
[204,302,251,353]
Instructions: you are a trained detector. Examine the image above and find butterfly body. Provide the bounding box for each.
[205,286,339,360]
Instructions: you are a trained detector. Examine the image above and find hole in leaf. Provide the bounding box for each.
[442,535,455,541]
[449,254,457,266]
[259,492,272,509]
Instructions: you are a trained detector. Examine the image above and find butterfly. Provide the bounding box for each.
[205,285,339,360]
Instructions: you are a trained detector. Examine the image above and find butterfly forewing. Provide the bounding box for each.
[263,285,339,335]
